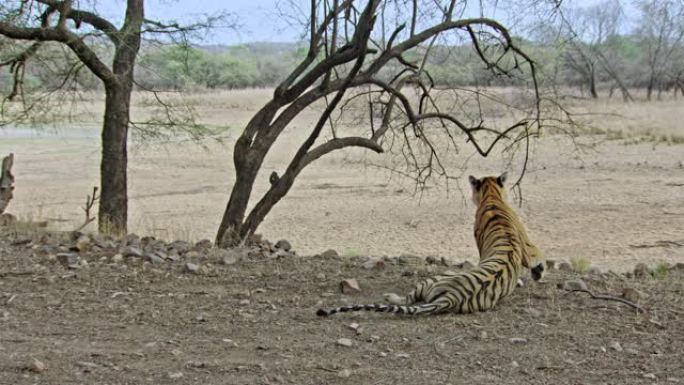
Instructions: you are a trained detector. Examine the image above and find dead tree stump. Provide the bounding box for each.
[0,153,15,215]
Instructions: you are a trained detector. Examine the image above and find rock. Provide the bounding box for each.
[625,348,639,355]
[272,249,294,259]
[166,240,191,255]
[511,361,519,368]
[321,249,339,259]
[348,322,360,331]
[586,267,602,275]
[340,279,361,294]
[337,369,352,378]
[185,250,201,259]
[545,259,557,270]
[184,263,200,274]
[609,341,623,352]
[456,260,475,270]
[121,233,140,247]
[274,239,292,251]
[195,313,208,322]
[75,235,91,252]
[144,253,165,265]
[509,337,528,345]
[397,254,423,265]
[221,254,239,265]
[56,253,80,269]
[560,279,588,291]
[362,259,385,270]
[0,213,17,226]
[622,287,641,303]
[557,261,572,272]
[395,353,410,358]
[121,246,144,258]
[670,263,684,272]
[336,338,353,347]
[315,273,326,280]
[111,254,123,263]
[28,358,47,373]
[239,299,250,306]
[425,256,439,265]
[194,239,213,250]
[168,371,184,379]
[643,373,656,380]
[634,263,649,278]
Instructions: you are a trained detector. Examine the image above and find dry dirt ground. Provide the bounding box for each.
[0,232,683,385]
[1,90,684,272]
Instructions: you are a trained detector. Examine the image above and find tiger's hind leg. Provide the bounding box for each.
[383,276,438,305]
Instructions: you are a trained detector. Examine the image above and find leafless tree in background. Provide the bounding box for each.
[216,0,567,247]
[561,0,632,101]
[0,1,227,235]
[636,0,684,100]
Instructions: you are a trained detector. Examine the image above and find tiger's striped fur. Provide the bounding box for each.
[316,172,544,317]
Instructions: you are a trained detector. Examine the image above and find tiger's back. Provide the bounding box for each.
[316,172,544,317]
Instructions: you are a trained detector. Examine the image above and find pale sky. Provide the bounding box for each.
[95,0,637,45]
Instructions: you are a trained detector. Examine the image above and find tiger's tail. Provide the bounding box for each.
[316,300,450,317]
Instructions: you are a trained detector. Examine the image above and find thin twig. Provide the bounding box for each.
[564,289,646,312]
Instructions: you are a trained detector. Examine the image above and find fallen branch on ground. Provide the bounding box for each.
[564,288,646,312]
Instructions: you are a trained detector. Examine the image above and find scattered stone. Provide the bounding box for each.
[609,341,623,352]
[145,253,166,265]
[184,263,200,274]
[121,234,140,247]
[456,260,475,270]
[511,361,519,368]
[509,337,528,345]
[315,273,326,280]
[340,279,361,294]
[166,240,191,255]
[666,377,680,383]
[121,246,144,258]
[670,263,684,272]
[560,279,588,292]
[27,358,47,373]
[195,313,208,322]
[643,373,656,380]
[337,369,352,378]
[395,353,410,359]
[622,287,642,303]
[586,267,602,275]
[56,253,80,269]
[362,259,385,270]
[633,263,649,278]
[194,239,213,250]
[397,254,422,265]
[274,239,292,251]
[336,338,353,347]
[626,348,639,355]
[425,256,439,265]
[168,371,184,379]
[239,299,251,306]
[75,235,91,252]
[76,361,98,372]
[556,261,572,272]
[321,249,339,259]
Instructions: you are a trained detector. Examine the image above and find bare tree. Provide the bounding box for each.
[561,0,632,100]
[215,0,565,247]
[636,0,684,100]
[0,1,226,235]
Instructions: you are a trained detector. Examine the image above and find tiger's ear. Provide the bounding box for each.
[497,172,508,187]
[469,175,480,190]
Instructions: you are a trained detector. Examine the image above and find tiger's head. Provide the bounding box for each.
[468,172,508,206]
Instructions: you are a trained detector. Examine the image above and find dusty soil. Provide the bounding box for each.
[2,90,684,272]
[0,233,683,385]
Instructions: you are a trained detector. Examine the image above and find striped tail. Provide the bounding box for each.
[316,301,450,317]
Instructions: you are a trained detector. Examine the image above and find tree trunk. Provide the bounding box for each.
[589,67,598,99]
[97,0,143,236]
[98,84,131,235]
[0,153,14,214]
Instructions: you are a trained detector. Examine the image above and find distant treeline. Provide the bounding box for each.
[1,35,682,98]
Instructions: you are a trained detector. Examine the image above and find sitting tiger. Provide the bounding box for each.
[316,172,544,317]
